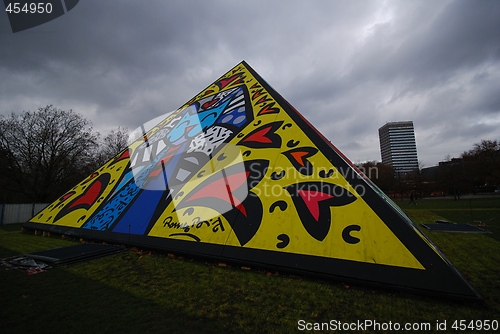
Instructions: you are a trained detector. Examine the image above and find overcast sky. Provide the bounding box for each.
[1,0,499,167]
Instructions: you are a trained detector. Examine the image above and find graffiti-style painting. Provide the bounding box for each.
[26,61,480,300]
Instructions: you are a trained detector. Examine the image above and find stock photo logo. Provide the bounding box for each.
[26,61,481,300]
[4,0,79,33]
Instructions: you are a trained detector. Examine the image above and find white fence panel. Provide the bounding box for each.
[1,203,49,224]
[33,203,49,217]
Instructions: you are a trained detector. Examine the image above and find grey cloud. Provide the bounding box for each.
[1,0,499,167]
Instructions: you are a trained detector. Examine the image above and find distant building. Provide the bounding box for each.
[378,121,419,175]
[438,157,463,166]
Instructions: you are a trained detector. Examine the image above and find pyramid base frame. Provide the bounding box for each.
[21,222,483,302]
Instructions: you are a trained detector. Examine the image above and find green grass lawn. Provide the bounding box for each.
[1,197,499,333]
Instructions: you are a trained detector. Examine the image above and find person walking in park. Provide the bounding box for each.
[409,191,417,205]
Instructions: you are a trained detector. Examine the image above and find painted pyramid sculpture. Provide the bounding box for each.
[25,61,480,300]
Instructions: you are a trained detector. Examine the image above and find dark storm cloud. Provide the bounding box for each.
[350,1,500,84]
[1,0,499,166]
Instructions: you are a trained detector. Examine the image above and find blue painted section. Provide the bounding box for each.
[111,178,168,235]
[111,150,182,235]
[110,168,139,198]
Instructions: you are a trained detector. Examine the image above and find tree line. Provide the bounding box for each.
[357,139,500,198]
[0,105,128,203]
[1,105,498,203]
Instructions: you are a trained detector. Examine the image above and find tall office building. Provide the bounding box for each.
[378,121,419,174]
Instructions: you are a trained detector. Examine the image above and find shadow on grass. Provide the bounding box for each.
[0,244,240,334]
[1,218,499,333]
[0,223,25,233]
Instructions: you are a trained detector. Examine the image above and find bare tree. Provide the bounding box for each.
[99,126,129,162]
[0,105,99,202]
[461,139,500,192]
[355,161,395,193]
